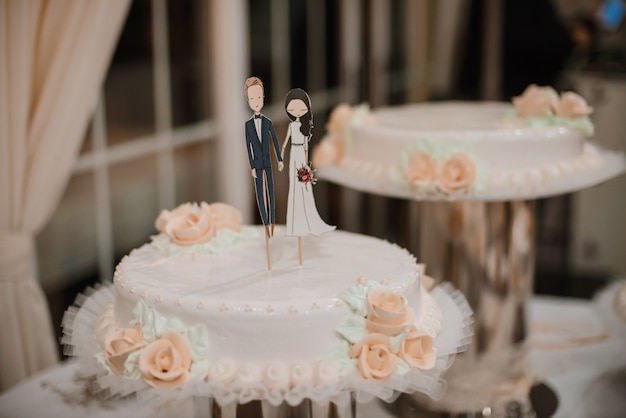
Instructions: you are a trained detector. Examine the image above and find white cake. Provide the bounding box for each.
[63,202,472,410]
[113,226,424,366]
[313,86,625,201]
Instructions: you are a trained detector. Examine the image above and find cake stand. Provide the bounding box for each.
[314,105,626,416]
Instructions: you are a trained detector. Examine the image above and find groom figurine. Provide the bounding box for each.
[244,77,283,268]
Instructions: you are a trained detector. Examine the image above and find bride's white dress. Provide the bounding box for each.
[285,121,335,236]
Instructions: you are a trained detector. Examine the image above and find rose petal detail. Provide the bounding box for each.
[138,330,192,389]
[512,84,558,118]
[157,202,243,245]
[365,288,414,336]
[404,151,437,189]
[553,91,593,119]
[104,325,145,376]
[325,103,354,139]
[349,333,398,381]
[437,153,476,194]
[209,203,243,232]
[312,137,344,166]
[399,326,437,370]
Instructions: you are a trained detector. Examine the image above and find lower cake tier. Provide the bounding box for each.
[112,226,423,363]
[63,226,473,407]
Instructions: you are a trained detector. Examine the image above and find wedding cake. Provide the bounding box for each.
[63,202,472,416]
[313,85,625,201]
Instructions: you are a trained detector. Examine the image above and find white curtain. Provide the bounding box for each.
[0,0,130,390]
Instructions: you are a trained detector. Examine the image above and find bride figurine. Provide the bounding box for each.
[282,88,335,264]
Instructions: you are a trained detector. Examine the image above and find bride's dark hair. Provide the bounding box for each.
[284,88,313,138]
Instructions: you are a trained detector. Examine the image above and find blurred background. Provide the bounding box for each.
[37,0,626,357]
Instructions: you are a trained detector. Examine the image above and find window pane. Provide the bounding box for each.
[174,141,217,203]
[105,0,156,145]
[289,0,308,88]
[248,0,272,85]
[168,0,210,126]
[110,154,159,252]
[37,172,97,291]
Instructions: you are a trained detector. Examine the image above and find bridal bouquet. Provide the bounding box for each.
[296,163,317,188]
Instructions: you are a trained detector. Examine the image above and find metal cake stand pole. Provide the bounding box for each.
[410,200,537,417]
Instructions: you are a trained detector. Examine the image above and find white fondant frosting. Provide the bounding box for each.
[114,226,422,364]
[350,102,583,170]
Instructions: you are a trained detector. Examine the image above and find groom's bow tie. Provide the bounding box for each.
[254,114,262,119]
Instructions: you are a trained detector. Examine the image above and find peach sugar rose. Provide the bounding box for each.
[139,330,192,389]
[436,153,476,195]
[365,288,414,337]
[312,136,345,167]
[553,91,593,119]
[210,202,243,232]
[325,103,354,139]
[155,202,193,233]
[312,104,352,167]
[404,151,437,189]
[399,325,437,370]
[104,325,146,376]
[512,84,557,118]
[349,333,398,381]
[156,202,243,245]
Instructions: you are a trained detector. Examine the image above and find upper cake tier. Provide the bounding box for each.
[350,102,583,171]
[314,93,624,201]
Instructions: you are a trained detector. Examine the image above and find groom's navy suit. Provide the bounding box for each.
[245,114,283,225]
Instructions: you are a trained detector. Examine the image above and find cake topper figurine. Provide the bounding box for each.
[244,77,284,270]
[282,88,335,265]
